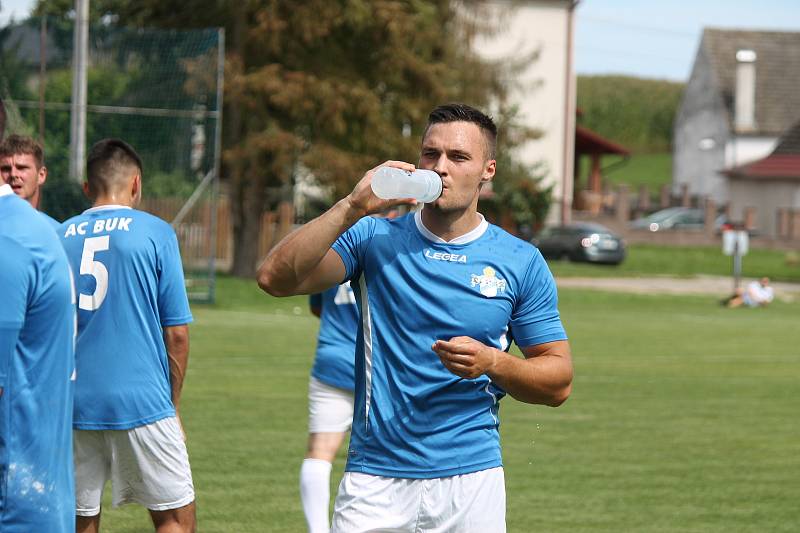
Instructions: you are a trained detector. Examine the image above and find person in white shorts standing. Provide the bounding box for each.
[59,139,196,533]
[302,282,358,532]
[258,103,574,532]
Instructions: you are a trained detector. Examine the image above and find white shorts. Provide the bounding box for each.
[74,416,195,515]
[308,376,354,434]
[331,467,506,533]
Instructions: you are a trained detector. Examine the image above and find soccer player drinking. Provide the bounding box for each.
[258,103,573,532]
[59,139,196,533]
[0,181,75,531]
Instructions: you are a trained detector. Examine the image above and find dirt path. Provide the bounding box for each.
[555,275,800,302]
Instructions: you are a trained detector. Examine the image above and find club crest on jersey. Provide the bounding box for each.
[424,249,467,263]
[471,266,507,297]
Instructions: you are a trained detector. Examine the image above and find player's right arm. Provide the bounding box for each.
[164,324,190,411]
[257,161,416,296]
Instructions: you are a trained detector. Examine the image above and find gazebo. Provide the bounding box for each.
[573,120,630,214]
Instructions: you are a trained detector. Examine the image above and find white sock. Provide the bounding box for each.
[300,458,333,533]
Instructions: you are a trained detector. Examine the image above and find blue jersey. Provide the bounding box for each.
[59,206,193,430]
[310,283,358,391]
[332,211,567,479]
[0,185,75,532]
[40,210,61,229]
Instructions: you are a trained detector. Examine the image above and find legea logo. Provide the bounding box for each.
[424,249,467,263]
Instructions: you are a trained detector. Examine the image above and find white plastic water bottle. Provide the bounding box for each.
[370,166,442,203]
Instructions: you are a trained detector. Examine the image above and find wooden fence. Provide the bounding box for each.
[140,196,295,272]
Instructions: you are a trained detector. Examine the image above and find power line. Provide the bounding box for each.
[578,15,699,39]
[574,44,689,64]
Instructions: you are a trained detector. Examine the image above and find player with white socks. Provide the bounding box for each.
[301,282,358,532]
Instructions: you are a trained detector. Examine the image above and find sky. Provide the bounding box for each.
[575,0,800,80]
[2,0,800,82]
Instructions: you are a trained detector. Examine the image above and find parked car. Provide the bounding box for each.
[532,222,625,265]
[630,207,749,235]
[629,207,705,232]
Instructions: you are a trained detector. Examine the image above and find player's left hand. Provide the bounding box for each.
[432,336,498,379]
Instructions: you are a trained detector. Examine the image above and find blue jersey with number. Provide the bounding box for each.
[310,283,358,391]
[59,206,193,430]
[332,211,567,479]
[0,185,75,532]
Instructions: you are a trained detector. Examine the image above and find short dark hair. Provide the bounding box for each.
[0,134,45,168]
[86,139,143,197]
[425,103,497,159]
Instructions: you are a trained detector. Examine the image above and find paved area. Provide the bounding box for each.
[555,275,800,302]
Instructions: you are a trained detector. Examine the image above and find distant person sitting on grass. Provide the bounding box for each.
[725,277,774,308]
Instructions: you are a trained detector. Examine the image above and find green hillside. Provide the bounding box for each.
[577,75,684,153]
[576,152,672,190]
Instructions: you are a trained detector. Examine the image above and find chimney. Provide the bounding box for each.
[734,49,757,132]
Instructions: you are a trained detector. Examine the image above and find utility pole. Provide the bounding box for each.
[39,15,47,146]
[69,0,89,182]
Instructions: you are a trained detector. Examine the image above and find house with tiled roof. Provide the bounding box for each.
[725,121,800,237]
[673,28,800,207]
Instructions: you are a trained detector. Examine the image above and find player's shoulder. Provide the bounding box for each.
[0,233,33,265]
[484,222,540,258]
[374,212,415,233]
[129,208,175,232]
[40,210,61,228]
[1,194,62,248]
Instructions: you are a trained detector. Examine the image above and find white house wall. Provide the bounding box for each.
[673,42,730,203]
[468,1,573,224]
[723,136,778,168]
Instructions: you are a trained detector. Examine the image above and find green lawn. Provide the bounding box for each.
[548,243,800,283]
[95,277,799,532]
[577,152,672,191]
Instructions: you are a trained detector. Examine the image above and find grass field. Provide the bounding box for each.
[95,276,799,532]
[548,243,800,283]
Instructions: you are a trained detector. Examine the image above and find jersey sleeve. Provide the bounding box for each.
[509,249,567,348]
[0,237,32,388]
[331,216,377,282]
[156,229,193,327]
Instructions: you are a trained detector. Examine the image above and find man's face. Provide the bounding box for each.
[418,121,495,212]
[0,153,47,206]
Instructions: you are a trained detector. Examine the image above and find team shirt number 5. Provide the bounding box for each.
[79,236,110,311]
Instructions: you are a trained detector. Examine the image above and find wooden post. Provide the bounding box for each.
[743,206,756,231]
[259,211,277,260]
[790,210,800,240]
[278,201,294,241]
[704,197,716,237]
[776,208,789,239]
[616,184,630,225]
[589,154,602,193]
[660,184,671,209]
[680,183,690,207]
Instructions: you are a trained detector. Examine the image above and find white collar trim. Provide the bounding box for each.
[82,204,133,214]
[414,210,488,244]
[0,183,13,197]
